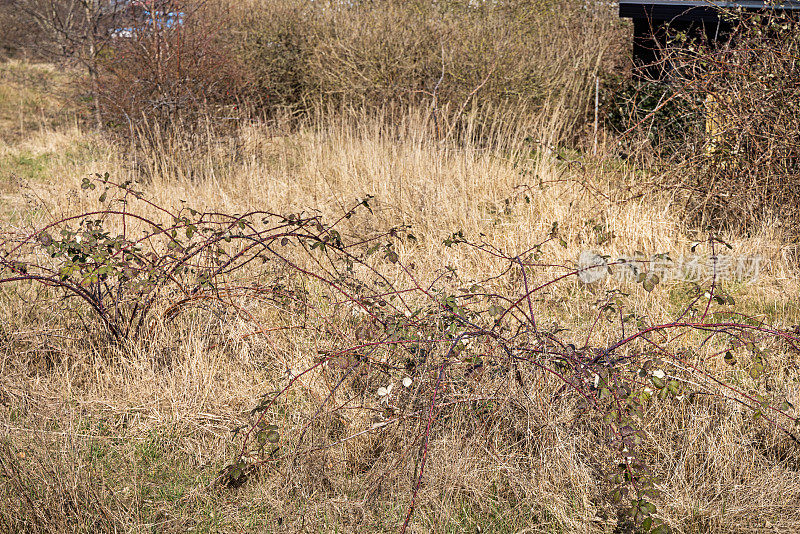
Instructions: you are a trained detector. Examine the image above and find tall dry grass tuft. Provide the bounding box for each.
[0,435,124,533]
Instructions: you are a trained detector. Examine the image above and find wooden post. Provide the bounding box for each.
[593,74,599,155]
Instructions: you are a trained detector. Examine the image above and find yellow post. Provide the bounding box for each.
[704,91,729,156]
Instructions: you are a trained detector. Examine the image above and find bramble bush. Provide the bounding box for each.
[608,11,800,232]
[2,177,799,532]
[677,13,800,230]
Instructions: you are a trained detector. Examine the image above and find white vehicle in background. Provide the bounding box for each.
[108,0,184,39]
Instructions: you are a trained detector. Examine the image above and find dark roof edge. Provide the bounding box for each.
[620,1,800,22]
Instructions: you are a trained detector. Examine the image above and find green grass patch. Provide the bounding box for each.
[0,152,52,183]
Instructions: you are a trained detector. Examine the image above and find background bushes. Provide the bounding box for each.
[598,11,800,235]
[0,1,43,58]
[0,0,624,144]
[8,0,799,234]
[221,0,621,140]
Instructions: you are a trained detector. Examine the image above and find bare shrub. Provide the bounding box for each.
[0,1,44,58]
[230,0,624,144]
[95,1,253,130]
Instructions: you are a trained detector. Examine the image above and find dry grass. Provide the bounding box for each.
[1,56,800,534]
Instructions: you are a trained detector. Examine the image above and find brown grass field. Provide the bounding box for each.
[1,11,800,532]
